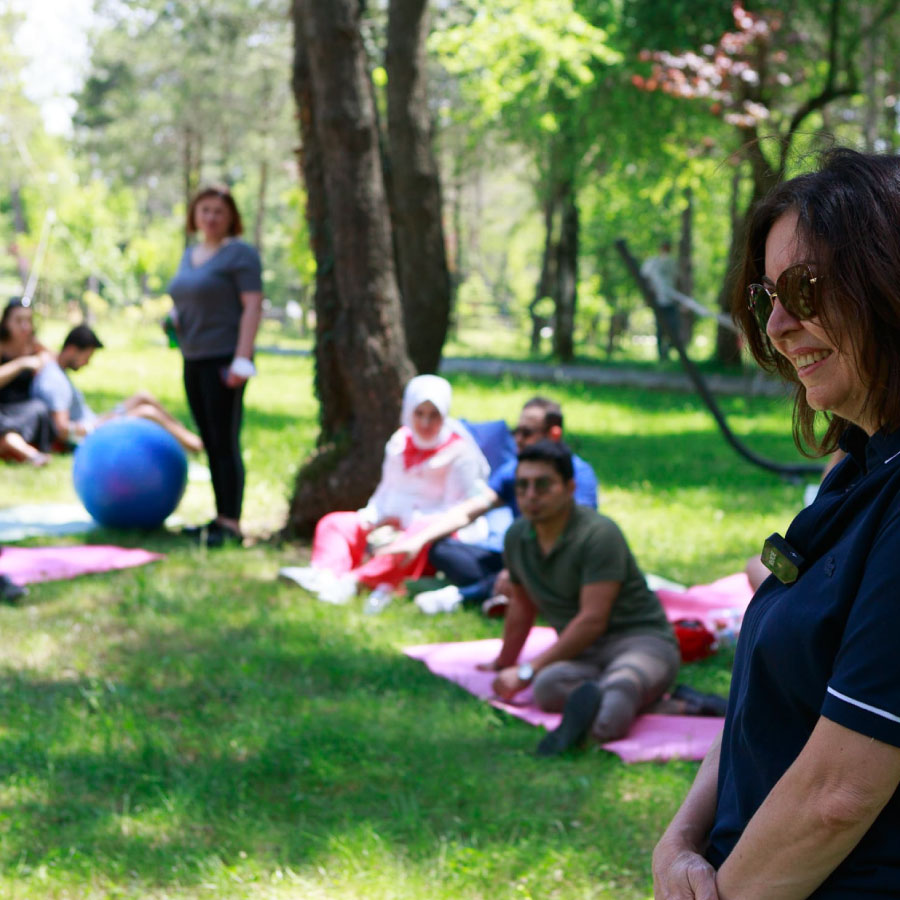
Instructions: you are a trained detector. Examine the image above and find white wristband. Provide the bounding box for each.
[229,356,256,378]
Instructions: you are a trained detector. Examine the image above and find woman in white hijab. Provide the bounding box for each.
[286,375,490,604]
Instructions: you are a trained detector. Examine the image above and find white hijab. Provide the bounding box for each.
[401,374,454,449]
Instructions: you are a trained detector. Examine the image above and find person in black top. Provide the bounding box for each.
[654,149,900,898]
[0,299,52,466]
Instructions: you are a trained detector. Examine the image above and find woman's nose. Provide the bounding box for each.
[765,296,801,340]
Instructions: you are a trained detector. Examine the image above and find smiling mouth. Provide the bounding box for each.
[795,349,831,369]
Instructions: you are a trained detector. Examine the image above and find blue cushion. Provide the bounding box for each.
[460,418,516,475]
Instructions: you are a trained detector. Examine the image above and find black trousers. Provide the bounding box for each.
[427,538,504,605]
[183,356,246,520]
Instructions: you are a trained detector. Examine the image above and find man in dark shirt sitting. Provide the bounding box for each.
[479,440,680,756]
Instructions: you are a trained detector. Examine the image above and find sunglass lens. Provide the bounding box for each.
[748,284,773,331]
[780,266,815,319]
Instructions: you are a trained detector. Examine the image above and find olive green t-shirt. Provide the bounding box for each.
[504,503,676,648]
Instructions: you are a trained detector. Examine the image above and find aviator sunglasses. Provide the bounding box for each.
[747,263,820,333]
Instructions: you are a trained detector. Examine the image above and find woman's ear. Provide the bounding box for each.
[548,425,563,441]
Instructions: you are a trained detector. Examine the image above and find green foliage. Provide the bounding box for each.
[432,0,621,192]
[617,0,734,51]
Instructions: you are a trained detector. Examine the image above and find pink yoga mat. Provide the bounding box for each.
[0,545,163,585]
[656,572,754,634]
[404,627,723,763]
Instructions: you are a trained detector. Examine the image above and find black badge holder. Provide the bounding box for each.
[761,533,805,584]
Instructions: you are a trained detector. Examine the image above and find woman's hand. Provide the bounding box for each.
[224,370,248,389]
[372,516,402,530]
[652,839,718,900]
[19,352,47,373]
[374,531,425,561]
[225,355,256,388]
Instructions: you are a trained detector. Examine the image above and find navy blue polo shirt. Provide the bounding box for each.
[489,452,598,516]
[707,424,900,896]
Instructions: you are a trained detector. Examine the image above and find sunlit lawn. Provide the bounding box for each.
[0,314,813,898]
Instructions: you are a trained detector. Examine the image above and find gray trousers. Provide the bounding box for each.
[531,633,680,742]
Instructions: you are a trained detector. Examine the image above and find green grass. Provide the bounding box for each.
[0,316,813,898]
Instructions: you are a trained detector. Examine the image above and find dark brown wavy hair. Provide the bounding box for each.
[0,297,28,342]
[732,148,900,455]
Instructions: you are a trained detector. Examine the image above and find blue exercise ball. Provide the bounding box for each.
[73,418,188,529]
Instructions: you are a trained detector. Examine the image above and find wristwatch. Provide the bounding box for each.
[517,662,534,683]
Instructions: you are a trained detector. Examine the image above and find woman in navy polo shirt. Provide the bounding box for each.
[653,149,900,899]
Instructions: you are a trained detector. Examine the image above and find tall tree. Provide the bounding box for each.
[632,0,900,362]
[385,0,452,374]
[287,0,414,537]
[74,0,295,224]
[433,0,621,362]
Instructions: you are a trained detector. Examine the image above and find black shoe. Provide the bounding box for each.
[0,574,27,604]
[204,523,243,548]
[536,683,604,757]
[671,684,729,717]
[184,521,242,548]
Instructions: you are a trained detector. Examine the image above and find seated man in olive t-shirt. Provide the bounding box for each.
[479,440,680,756]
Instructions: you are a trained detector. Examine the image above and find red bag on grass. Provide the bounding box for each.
[673,619,717,662]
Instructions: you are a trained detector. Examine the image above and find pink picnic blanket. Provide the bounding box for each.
[656,572,754,634]
[404,628,723,763]
[404,572,754,762]
[0,545,163,585]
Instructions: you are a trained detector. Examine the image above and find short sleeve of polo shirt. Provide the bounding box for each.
[822,506,900,746]
[232,243,262,292]
[579,515,629,584]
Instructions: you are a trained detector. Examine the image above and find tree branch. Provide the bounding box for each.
[779,0,859,171]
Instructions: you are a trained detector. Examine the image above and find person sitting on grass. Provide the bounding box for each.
[0,297,54,466]
[478,440,680,756]
[31,324,203,454]
[280,374,492,605]
[384,396,598,615]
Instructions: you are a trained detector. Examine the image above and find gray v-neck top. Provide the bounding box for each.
[168,240,262,360]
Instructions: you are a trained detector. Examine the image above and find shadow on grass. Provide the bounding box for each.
[0,583,679,891]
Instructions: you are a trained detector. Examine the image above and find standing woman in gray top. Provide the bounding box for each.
[168,186,263,546]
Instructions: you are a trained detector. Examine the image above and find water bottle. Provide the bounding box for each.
[163,312,179,348]
[364,583,393,615]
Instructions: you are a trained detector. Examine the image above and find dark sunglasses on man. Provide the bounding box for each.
[512,425,544,440]
[513,475,557,495]
[747,263,820,332]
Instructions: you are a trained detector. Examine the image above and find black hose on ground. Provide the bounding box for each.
[615,238,824,480]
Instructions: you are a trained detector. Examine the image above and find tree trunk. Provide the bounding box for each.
[552,183,578,362]
[254,157,268,254]
[182,126,201,249]
[286,0,414,538]
[714,169,747,366]
[385,0,451,374]
[9,185,29,284]
[530,195,557,354]
[677,185,695,347]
